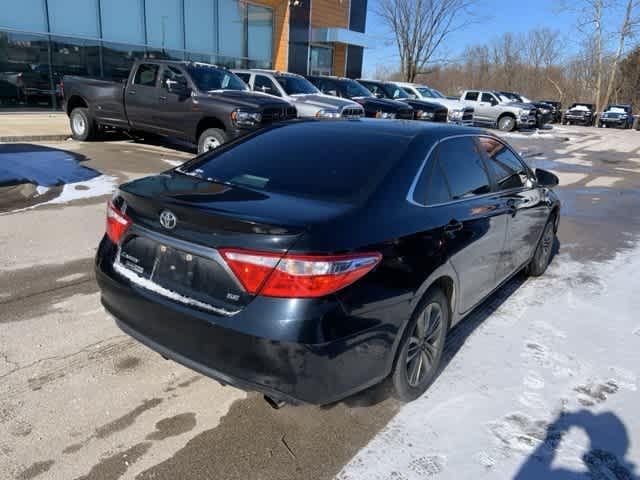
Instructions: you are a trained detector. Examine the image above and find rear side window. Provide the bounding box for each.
[179,123,411,203]
[478,137,529,190]
[412,146,451,206]
[464,91,479,101]
[134,64,159,87]
[438,137,491,199]
[235,72,251,84]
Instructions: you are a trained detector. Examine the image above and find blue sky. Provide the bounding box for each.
[362,0,579,76]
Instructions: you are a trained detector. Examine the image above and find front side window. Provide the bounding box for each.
[481,92,497,105]
[478,137,529,190]
[383,84,408,99]
[275,75,318,95]
[438,137,491,200]
[161,66,187,90]
[133,64,159,87]
[254,75,281,96]
[343,79,373,99]
[187,65,248,92]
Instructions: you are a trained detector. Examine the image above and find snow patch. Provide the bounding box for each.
[44,175,116,205]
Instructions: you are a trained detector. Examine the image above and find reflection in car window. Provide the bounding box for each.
[383,84,409,99]
[254,75,281,96]
[133,64,159,87]
[438,137,491,199]
[478,137,528,190]
[341,79,373,99]
[161,66,187,90]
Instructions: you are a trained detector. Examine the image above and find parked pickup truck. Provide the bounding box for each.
[356,79,448,122]
[63,60,296,153]
[562,103,595,126]
[460,90,537,131]
[394,82,474,125]
[306,75,414,120]
[598,104,633,129]
[232,69,364,119]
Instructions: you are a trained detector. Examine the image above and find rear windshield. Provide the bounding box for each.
[178,123,411,203]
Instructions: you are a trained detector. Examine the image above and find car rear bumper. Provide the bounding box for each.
[95,240,396,405]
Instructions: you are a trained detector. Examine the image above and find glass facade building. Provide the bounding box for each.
[0,0,274,109]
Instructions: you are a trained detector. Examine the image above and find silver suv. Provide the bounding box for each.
[233,69,364,119]
[460,90,537,131]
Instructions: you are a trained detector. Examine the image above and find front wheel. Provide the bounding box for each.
[392,288,449,402]
[69,107,95,141]
[497,115,516,132]
[527,217,556,277]
[197,128,227,154]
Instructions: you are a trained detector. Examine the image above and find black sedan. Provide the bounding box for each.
[96,120,560,406]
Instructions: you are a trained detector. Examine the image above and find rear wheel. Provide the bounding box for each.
[70,107,95,141]
[392,288,449,402]
[197,128,227,154]
[498,115,516,132]
[527,216,556,277]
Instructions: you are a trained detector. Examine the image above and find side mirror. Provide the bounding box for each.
[166,79,189,97]
[535,168,559,187]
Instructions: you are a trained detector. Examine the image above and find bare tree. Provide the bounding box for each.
[375,0,477,82]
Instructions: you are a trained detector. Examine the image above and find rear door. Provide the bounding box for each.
[430,136,510,313]
[478,136,549,280]
[125,63,162,131]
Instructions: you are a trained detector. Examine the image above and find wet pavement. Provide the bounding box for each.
[0,125,639,480]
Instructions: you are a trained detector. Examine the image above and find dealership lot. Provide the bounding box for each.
[1,125,639,479]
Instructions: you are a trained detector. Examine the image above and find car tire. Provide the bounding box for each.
[497,115,516,132]
[391,287,449,402]
[527,215,556,277]
[70,107,95,141]
[197,128,227,154]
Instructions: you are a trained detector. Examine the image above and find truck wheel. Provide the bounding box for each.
[198,128,227,154]
[70,107,95,141]
[497,115,516,132]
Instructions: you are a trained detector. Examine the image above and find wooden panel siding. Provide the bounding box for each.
[311,0,349,29]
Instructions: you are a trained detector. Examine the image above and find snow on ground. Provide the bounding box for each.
[337,244,640,480]
[43,174,116,205]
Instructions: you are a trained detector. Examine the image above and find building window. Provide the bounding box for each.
[248,5,273,64]
[0,0,47,33]
[145,0,184,50]
[48,0,99,38]
[184,0,217,53]
[309,45,333,76]
[219,0,245,59]
[100,0,146,45]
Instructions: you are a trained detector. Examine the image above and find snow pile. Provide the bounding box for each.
[570,105,591,112]
[337,244,640,480]
[607,107,627,114]
[44,175,117,205]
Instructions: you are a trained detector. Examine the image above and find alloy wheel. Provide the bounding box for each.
[203,136,221,151]
[406,302,443,387]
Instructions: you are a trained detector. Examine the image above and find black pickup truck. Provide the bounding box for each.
[63,60,296,153]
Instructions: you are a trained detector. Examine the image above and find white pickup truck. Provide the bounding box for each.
[460,90,538,131]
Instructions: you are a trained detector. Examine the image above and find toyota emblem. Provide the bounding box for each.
[159,210,177,230]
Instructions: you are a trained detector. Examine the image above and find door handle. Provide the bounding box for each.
[128,90,136,95]
[444,219,463,232]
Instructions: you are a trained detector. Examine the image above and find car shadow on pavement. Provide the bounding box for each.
[329,238,561,410]
[514,409,638,479]
[96,130,196,154]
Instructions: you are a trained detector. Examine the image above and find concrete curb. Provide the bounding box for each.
[0,134,71,143]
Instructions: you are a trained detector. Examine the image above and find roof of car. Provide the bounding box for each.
[285,118,488,141]
[233,69,303,78]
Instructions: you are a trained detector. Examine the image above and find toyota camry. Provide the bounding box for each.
[95,119,560,406]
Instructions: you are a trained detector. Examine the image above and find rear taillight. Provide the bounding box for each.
[106,201,131,244]
[220,249,382,298]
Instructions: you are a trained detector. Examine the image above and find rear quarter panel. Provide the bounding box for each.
[65,76,128,127]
